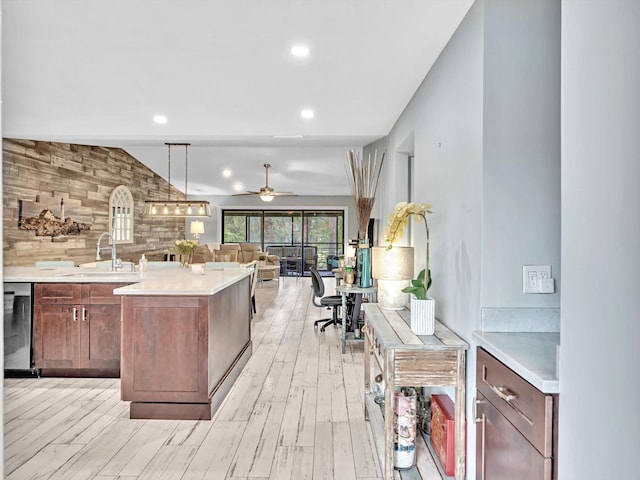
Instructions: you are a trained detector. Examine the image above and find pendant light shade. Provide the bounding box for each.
[144,143,211,217]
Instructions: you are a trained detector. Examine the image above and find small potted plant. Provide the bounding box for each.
[258,254,267,267]
[175,239,198,268]
[385,202,435,335]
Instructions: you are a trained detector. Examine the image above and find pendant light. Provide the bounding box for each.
[144,143,211,217]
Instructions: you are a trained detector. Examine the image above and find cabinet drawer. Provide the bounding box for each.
[83,283,129,304]
[477,348,553,456]
[476,391,552,480]
[35,283,82,305]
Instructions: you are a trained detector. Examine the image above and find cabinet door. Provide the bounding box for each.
[476,392,552,480]
[33,304,80,368]
[80,303,121,370]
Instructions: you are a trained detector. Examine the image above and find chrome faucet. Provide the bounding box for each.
[96,232,119,271]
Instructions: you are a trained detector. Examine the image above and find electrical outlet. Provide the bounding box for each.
[522,265,552,293]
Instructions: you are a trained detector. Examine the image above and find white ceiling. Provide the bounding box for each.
[2,0,473,196]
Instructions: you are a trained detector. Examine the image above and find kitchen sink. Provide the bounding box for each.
[54,271,141,278]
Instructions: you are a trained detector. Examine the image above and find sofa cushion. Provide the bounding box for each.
[192,245,214,264]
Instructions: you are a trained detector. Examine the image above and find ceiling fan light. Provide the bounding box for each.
[260,194,275,202]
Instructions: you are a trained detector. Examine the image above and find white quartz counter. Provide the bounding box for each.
[473,330,560,394]
[3,266,252,296]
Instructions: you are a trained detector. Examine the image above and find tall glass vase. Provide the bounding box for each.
[356,238,372,288]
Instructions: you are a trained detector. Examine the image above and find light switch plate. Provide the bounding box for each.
[522,265,552,293]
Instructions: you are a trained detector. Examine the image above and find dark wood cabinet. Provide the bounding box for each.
[120,276,252,420]
[475,348,558,480]
[34,283,127,376]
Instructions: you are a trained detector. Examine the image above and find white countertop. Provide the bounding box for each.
[3,266,252,296]
[473,330,560,394]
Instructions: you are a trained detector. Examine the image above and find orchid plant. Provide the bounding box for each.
[385,202,433,300]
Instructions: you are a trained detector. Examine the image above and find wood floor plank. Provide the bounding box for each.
[313,422,334,480]
[166,420,213,446]
[137,445,198,480]
[180,420,247,480]
[347,401,381,478]
[331,372,349,423]
[316,374,333,423]
[4,442,84,480]
[278,386,316,447]
[333,421,357,480]
[226,401,272,477]
[248,400,286,477]
[47,418,142,480]
[98,420,180,477]
[269,445,314,480]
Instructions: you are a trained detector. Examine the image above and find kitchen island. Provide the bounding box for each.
[4,266,253,421]
[115,269,252,420]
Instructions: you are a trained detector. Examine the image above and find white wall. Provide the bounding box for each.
[559,1,640,478]
[482,0,561,308]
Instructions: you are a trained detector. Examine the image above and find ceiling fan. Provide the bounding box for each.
[234,163,296,202]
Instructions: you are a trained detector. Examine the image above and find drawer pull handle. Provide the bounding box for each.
[489,384,518,402]
[73,307,77,322]
[473,396,483,423]
[486,381,534,426]
[82,307,87,322]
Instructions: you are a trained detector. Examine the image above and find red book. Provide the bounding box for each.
[430,394,456,476]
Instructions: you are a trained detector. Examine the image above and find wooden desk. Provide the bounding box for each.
[335,284,376,353]
[362,303,468,479]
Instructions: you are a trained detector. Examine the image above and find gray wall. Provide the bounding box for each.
[482,0,561,308]
[365,0,561,477]
[559,1,640,478]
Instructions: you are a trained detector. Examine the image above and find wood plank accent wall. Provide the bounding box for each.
[3,138,186,266]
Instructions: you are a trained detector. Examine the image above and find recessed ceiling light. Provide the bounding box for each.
[222,168,232,178]
[300,109,314,119]
[233,182,244,192]
[153,115,167,124]
[291,45,310,57]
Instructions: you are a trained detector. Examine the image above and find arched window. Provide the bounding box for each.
[109,185,134,244]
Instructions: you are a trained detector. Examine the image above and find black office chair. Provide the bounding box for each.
[309,266,353,332]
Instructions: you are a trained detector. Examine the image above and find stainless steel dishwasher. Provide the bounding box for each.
[3,282,38,376]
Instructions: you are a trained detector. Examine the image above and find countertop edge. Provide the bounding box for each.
[472,331,560,394]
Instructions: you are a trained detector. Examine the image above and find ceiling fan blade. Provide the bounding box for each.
[271,191,296,196]
[232,191,261,196]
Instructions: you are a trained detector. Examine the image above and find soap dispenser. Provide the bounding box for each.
[139,254,148,273]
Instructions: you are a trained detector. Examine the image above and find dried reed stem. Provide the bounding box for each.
[346,149,385,239]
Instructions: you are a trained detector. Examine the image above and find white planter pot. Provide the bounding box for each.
[410,297,435,335]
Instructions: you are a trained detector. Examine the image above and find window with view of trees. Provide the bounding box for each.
[222,209,344,270]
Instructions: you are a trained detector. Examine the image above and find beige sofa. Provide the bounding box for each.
[201,243,280,279]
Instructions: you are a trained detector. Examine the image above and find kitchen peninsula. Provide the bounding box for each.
[4,266,253,421]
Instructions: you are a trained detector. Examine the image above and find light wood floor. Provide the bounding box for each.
[4,276,440,480]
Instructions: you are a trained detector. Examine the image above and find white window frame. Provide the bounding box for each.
[109,185,134,244]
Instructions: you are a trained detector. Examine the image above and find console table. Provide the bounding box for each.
[362,303,469,479]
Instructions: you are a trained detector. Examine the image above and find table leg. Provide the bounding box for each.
[341,292,347,354]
